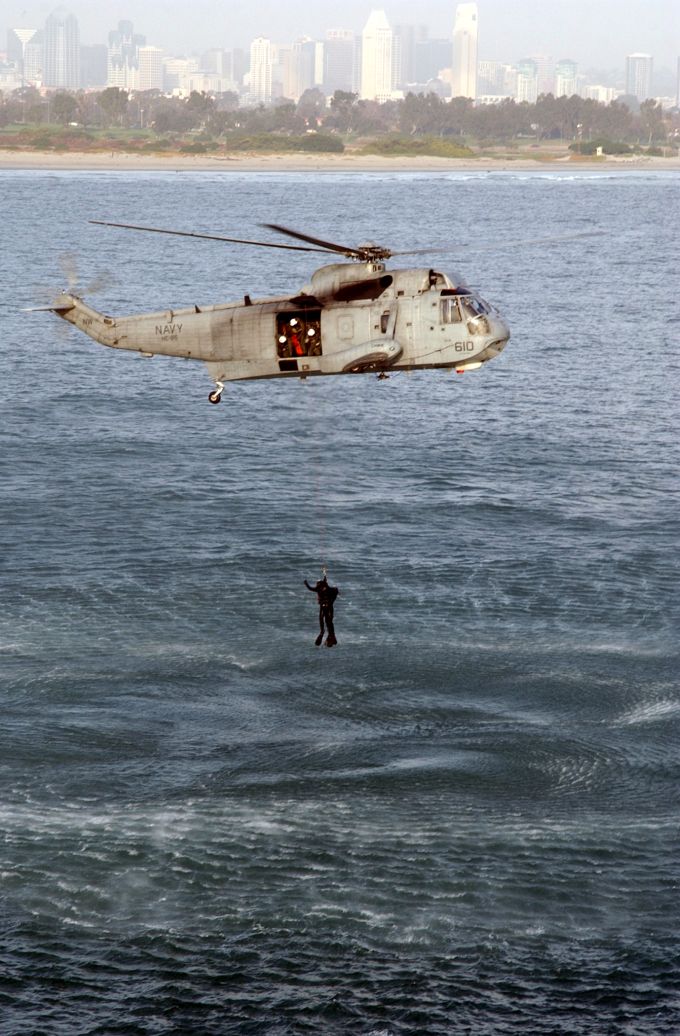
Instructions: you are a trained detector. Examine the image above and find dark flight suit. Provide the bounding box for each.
[304,577,339,647]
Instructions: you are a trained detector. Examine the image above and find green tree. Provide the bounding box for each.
[296,87,326,124]
[97,87,129,127]
[638,99,665,145]
[52,91,79,125]
[186,90,214,119]
[325,91,357,132]
[399,92,446,135]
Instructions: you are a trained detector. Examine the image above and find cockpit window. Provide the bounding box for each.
[441,297,463,324]
[460,296,489,318]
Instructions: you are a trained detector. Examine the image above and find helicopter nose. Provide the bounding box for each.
[487,316,511,356]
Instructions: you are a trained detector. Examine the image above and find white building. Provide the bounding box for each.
[107,20,146,90]
[477,60,504,94]
[515,59,538,103]
[584,84,620,104]
[554,59,578,98]
[284,37,320,101]
[138,47,163,92]
[7,27,41,81]
[360,10,395,102]
[163,57,199,95]
[451,2,478,99]
[626,53,653,100]
[250,36,273,103]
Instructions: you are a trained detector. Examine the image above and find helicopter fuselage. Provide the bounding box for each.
[51,260,510,397]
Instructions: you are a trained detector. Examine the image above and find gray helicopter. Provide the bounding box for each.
[41,221,511,403]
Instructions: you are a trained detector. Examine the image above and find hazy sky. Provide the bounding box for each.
[3,1,679,70]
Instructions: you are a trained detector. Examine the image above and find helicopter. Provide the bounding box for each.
[40,221,511,403]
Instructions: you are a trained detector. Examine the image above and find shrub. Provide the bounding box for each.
[360,135,474,158]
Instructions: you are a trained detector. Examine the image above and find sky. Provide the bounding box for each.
[2,0,679,72]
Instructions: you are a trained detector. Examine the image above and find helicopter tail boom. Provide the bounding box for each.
[47,294,219,360]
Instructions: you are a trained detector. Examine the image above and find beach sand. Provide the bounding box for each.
[1,149,679,173]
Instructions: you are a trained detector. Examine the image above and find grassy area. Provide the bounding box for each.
[0,125,345,155]
[359,135,475,158]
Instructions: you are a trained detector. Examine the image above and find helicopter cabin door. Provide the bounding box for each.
[276,310,322,374]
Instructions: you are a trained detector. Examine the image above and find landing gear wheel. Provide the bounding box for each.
[208,390,222,404]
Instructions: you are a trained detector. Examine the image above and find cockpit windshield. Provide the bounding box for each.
[441,293,490,324]
[460,296,490,318]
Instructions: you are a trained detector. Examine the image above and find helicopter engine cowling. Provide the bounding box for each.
[302,261,389,300]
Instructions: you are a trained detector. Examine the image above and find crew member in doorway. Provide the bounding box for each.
[289,318,305,357]
[304,574,339,647]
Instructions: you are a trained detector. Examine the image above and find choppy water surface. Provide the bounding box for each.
[1,169,679,1034]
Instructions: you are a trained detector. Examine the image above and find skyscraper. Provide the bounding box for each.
[43,7,79,89]
[107,20,146,90]
[80,44,107,88]
[323,29,355,95]
[626,53,653,101]
[451,2,478,99]
[515,59,538,103]
[360,10,394,102]
[138,47,164,92]
[554,59,578,98]
[250,37,273,103]
[7,27,41,79]
[285,37,318,101]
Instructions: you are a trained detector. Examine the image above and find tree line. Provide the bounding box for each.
[0,85,677,148]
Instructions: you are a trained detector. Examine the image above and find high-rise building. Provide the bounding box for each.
[516,59,538,103]
[415,36,452,83]
[107,20,146,89]
[451,2,477,99]
[478,60,505,94]
[43,7,79,89]
[249,37,273,103]
[554,59,578,97]
[138,47,163,92]
[201,49,230,77]
[163,56,199,94]
[323,29,355,94]
[285,37,318,101]
[232,49,248,89]
[360,9,394,102]
[7,27,41,80]
[80,44,107,88]
[394,24,427,87]
[626,53,653,100]
[529,54,554,95]
[24,38,45,84]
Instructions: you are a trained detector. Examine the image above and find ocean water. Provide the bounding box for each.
[1,168,679,1035]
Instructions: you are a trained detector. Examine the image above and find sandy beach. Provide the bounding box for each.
[1,148,679,173]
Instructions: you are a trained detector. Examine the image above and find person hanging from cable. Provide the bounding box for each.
[304,571,339,647]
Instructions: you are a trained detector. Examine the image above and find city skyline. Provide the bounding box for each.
[1,0,679,73]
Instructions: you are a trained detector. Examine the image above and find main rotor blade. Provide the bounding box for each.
[260,222,366,258]
[89,220,334,253]
[389,247,450,257]
[434,229,604,255]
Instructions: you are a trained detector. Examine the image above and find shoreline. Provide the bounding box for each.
[1,149,680,173]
